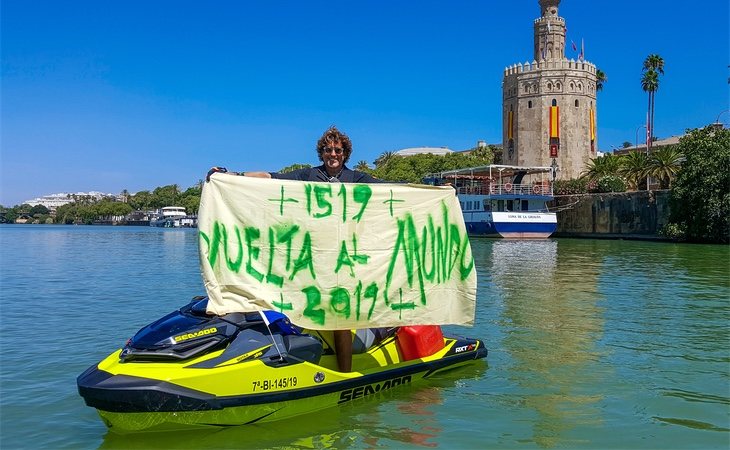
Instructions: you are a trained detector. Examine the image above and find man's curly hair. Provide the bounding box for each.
[316,126,352,163]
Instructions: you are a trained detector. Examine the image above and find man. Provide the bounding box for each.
[206,125,381,372]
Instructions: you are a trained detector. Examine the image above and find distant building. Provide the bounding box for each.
[394,141,499,157]
[14,214,33,224]
[612,135,682,156]
[394,146,454,156]
[23,191,120,211]
[503,0,599,179]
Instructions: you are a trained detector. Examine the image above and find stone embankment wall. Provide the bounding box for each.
[550,190,671,239]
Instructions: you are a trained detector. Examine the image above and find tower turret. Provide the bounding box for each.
[502,0,599,180]
[534,0,566,61]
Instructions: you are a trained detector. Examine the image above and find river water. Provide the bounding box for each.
[0,225,727,449]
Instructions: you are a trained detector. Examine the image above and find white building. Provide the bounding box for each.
[23,191,120,210]
[394,146,454,156]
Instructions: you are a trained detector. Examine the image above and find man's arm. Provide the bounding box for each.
[242,171,272,178]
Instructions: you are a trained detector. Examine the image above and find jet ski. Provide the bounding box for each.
[77,296,487,433]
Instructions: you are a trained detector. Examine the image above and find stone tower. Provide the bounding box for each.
[502,0,598,180]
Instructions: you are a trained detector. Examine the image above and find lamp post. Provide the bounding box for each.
[635,125,649,190]
[635,125,647,151]
[715,109,730,128]
[550,158,559,182]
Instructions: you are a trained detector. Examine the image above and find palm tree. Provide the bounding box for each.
[596,69,607,92]
[374,151,395,168]
[581,153,622,183]
[643,54,665,75]
[647,146,683,189]
[355,160,371,171]
[641,54,664,151]
[620,151,650,190]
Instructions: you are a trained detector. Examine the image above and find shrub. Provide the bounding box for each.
[659,223,686,240]
[554,178,588,195]
[593,175,626,193]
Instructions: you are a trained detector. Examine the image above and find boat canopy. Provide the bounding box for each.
[427,164,555,180]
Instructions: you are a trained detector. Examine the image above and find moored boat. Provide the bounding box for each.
[77,296,487,433]
[149,206,190,228]
[425,165,557,238]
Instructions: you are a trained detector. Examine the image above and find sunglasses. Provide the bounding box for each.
[322,147,344,155]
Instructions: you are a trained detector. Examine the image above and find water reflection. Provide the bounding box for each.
[490,239,605,447]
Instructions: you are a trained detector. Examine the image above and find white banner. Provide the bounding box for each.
[199,174,476,330]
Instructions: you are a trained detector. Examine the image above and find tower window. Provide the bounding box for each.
[552,99,557,106]
[575,99,579,107]
[528,101,533,108]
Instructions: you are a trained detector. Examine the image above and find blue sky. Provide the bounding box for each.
[1,0,728,206]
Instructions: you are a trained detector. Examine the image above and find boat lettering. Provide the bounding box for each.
[173,327,218,343]
[338,375,412,404]
[507,214,541,219]
[252,376,298,392]
[454,343,476,353]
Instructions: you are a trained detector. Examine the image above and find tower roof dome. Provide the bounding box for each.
[539,0,560,17]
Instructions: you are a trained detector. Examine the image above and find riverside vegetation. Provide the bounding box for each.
[2,128,727,243]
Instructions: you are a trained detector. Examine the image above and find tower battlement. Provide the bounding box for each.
[503,59,597,77]
[533,16,565,26]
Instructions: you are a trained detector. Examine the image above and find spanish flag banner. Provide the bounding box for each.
[508,111,514,140]
[549,106,560,138]
[589,108,596,141]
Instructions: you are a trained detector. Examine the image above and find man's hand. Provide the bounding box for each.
[206,166,228,182]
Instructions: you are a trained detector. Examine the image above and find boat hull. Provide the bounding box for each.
[78,336,486,433]
[465,211,557,239]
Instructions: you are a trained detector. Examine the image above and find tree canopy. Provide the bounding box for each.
[371,150,493,183]
[668,126,729,243]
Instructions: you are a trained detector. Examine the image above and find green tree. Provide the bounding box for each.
[374,151,395,168]
[4,209,19,223]
[29,204,50,216]
[468,145,493,160]
[596,69,607,92]
[129,190,153,210]
[668,126,729,243]
[620,151,650,190]
[150,185,180,208]
[372,152,492,183]
[182,195,201,215]
[641,54,664,150]
[354,160,371,172]
[647,145,683,189]
[581,153,622,183]
[621,141,633,148]
[279,163,312,173]
[182,185,201,197]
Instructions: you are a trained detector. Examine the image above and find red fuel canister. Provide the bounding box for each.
[397,325,445,361]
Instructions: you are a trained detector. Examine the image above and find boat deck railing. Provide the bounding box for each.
[456,183,553,196]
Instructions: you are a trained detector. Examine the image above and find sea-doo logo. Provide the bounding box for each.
[454,344,476,353]
[338,375,412,404]
[173,327,218,343]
